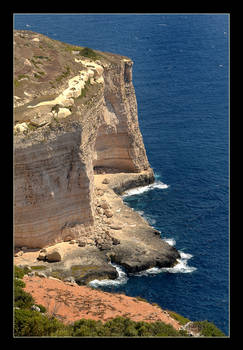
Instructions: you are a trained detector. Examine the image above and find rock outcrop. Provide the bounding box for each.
[14,30,180,278]
[14,30,152,248]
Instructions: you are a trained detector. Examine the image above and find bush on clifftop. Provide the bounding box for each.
[13,265,225,337]
[193,320,225,337]
[14,309,66,337]
[79,47,98,60]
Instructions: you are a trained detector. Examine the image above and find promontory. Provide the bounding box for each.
[14,30,180,283]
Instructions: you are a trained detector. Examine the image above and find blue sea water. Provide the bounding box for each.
[14,14,229,335]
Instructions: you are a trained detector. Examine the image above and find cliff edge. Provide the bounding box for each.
[14,30,180,282]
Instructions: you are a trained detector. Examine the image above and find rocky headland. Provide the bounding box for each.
[14,30,180,284]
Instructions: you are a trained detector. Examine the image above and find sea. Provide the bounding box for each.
[14,14,229,335]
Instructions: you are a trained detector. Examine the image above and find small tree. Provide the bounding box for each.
[51,104,60,118]
[79,47,98,60]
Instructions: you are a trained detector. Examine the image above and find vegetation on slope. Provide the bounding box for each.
[13,266,225,337]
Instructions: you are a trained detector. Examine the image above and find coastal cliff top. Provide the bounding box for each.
[14,30,131,123]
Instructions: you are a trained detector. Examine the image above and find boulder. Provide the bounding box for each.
[37,252,46,260]
[48,276,62,282]
[36,272,47,278]
[104,209,113,218]
[15,250,23,257]
[63,276,76,283]
[110,240,180,273]
[28,271,35,277]
[14,122,28,134]
[45,248,62,262]
[99,200,110,210]
[78,240,86,247]
[95,237,112,251]
[96,207,104,215]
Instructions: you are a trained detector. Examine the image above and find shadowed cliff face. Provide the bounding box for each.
[14,30,153,248]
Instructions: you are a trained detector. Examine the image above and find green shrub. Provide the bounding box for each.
[79,47,98,60]
[30,265,47,271]
[55,66,70,83]
[124,324,138,337]
[36,304,46,313]
[64,44,83,53]
[14,79,20,87]
[27,123,39,131]
[166,310,190,326]
[135,296,149,303]
[149,321,180,336]
[18,74,29,80]
[14,309,65,337]
[51,104,60,115]
[193,320,225,337]
[77,78,91,99]
[49,326,73,337]
[13,265,224,337]
[14,266,28,279]
[14,265,34,309]
[101,317,181,337]
[14,278,26,289]
[72,319,107,337]
[14,287,35,309]
[133,321,152,336]
[103,317,128,336]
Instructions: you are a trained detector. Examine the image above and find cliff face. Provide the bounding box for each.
[14,30,153,248]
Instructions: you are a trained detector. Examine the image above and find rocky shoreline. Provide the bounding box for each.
[14,170,180,284]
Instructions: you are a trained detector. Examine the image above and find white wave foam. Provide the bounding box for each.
[88,251,196,287]
[88,263,128,288]
[122,181,169,198]
[144,216,156,226]
[134,250,197,276]
[163,237,176,246]
[136,211,157,227]
[179,251,193,260]
[134,267,162,276]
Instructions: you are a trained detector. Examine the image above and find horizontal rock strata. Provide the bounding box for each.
[14,30,180,279]
[14,30,151,249]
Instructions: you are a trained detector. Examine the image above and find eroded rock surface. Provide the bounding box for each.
[14,30,151,248]
[14,30,180,280]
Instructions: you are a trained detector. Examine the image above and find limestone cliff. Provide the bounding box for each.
[14,30,154,248]
[14,31,180,278]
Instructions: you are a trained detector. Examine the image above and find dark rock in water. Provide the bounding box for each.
[110,239,180,273]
